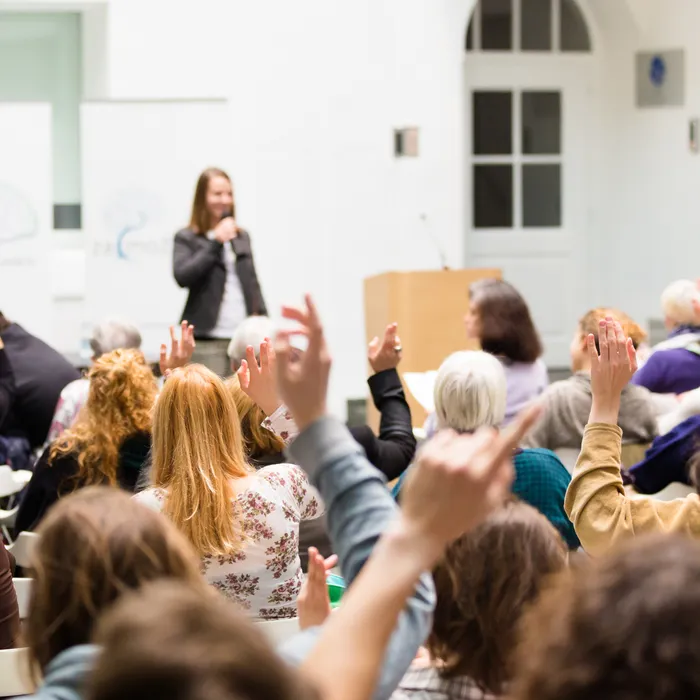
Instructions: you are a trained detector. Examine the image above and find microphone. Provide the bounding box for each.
[420,213,449,270]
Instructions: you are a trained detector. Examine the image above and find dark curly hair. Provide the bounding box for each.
[469,279,543,364]
[511,534,700,700]
[428,499,566,695]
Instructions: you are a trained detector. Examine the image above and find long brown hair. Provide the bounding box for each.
[25,487,205,680]
[428,499,567,694]
[189,167,234,234]
[151,364,252,557]
[469,279,543,363]
[50,349,157,489]
[224,376,285,463]
[88,581,319,700]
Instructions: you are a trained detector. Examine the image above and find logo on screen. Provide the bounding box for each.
[103,189,163,260]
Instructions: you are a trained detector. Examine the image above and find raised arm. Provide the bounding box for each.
[271,295,539,700]
[172,230,222,289]
[565,318,700,555]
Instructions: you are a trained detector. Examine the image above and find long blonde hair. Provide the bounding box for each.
[224,376,285,462]
[50,349,157,490]
[151,364,252,557]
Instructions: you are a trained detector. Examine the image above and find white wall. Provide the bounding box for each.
[74,0,476,415]
[588,0,700,325]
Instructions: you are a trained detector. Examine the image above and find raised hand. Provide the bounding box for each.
[159,321,195,375]
[368,323,402,373]
[213,217,237,244]
[274,295,331,431]
[588,317,638,424]
[236,340,282,416]
[297,547,338,630]
[400,404,541,558]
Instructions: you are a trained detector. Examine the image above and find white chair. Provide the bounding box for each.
[0,466,26,500]
[12,578,32,619]
[0,507,17,544]
[0,648,33,697]
[7,532,40,569]
[257,617,300,645]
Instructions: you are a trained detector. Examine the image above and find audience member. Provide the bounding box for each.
[227,315,276,372]
[16,349,156,533]
[135,363,323,619]
[633,279,700,394]
[0,543,19,650]
[565,317,700,555]
[511,535,700,700]
[523,308,660,451]
[464,279,547,425]
[0,311,80,452]
[20,487,208,700]
[396,350,579,549]
[394,500,567,700]
[239,323,416,483]
[45,318,143,445]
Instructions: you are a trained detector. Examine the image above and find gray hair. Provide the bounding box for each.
[434,351,507,432]
[227,316,275,364]
[661,279,700,327]
[90,318,142,358]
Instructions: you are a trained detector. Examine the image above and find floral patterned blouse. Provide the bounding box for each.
[134,464,323,620]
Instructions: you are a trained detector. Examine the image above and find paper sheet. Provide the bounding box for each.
[403,371,438,412]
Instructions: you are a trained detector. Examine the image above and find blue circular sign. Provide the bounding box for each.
[649,55,666,86]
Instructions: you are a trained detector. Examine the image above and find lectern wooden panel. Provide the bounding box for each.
[364,269,501,430]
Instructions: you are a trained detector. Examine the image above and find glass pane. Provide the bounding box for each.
[521,0,552,51]
[561,0,591,52]
[481,0,512,51]
[474,165,513,228]
[522,164,561,227]
[473,91,512,155]
[522,91,561,154]
[466,14,474,50]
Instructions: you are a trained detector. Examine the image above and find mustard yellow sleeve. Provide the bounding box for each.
[566,423,700,556]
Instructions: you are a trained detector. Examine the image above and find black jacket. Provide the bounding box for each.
[253,368,416,570]
[15,432,152,534]
[172,227,267,337]
[0,323,80,448]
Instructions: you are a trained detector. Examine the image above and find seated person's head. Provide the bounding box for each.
[661,279,700,331]
[26,487,206,681]
[227,316,275,372]
[570,308,646,373]
[465,279,542,364]
[434,350,507,432]
[151,364,250,556]
[51,348,157,486]
[429,500,566,695]
[224,375,285,463]
[87,581,317,700]
[89,318,142,361]
[512,534,700,700]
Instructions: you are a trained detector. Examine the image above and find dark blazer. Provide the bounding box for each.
[15,431,152,534]
[0,323,80,448]
[173,227,267,337]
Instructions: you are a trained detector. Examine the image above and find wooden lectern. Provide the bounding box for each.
[364,268,501,430]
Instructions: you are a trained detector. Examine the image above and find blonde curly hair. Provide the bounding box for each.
[50,349,157,490]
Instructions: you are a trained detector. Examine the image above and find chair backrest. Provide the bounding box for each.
[12,578,32,619]
[0,648,33,697]
[257,617,300,646]
[7,532,40,569]
[0,466,24,500]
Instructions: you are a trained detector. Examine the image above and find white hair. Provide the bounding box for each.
[661,280,700,327]
[90,318,142,357]
[227,316,275,363]
[434,351,507,432]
